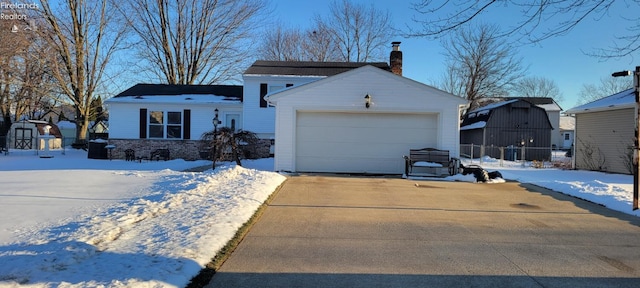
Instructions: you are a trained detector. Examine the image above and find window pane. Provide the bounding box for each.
[269,85,284,93]
[150,111,163,124]
[168,112,182,124]
[149,125,164,138]
[167,125,181,139]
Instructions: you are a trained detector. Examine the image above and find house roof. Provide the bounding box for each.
[266,65,467,106]
[107,84,243,105]
[113,84,243,99]
[565,88,635,114]
[243,60,391,77]
[559,115,575,131]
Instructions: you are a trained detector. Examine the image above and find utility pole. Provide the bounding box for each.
[612,66,640,210]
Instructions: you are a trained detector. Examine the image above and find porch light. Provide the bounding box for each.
[364,94,371,109]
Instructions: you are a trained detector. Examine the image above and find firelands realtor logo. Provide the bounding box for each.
[1,1,38,32]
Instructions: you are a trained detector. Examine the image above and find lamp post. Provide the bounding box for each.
[612,66,640,210]
[212,108,220,170]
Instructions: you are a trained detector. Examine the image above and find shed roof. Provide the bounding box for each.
[565,88,635,114]
[243,60,391,77]
[460,99,552,130]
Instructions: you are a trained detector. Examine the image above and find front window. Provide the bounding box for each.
[167,112,182,138]
[149,111,182,139]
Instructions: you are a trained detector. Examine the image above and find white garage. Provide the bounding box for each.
[268,65,468,174]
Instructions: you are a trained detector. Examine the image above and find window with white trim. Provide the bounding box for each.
[149,111,182,139]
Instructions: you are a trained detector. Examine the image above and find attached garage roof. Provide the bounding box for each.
[565,88,635,114]
[244,60,391,77]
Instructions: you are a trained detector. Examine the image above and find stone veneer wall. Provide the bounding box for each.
[108,138,273,161]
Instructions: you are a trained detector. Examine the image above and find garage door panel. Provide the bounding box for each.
[295,112,439,173]
[297,126,437,144]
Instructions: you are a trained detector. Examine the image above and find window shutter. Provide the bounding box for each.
[259,83,268,108]
[139,108,147,138]
[183,109,191,140]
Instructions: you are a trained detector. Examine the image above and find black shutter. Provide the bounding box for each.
[139,108,147,138]
[259,83,268,108]
[183,109,191,140]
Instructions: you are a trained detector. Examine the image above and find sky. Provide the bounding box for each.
[271,0,639,110]
[0,149,638,287]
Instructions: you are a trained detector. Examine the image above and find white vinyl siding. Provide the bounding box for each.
[574,108,634,174]
[242,75,321,137]
[106,102,241,140]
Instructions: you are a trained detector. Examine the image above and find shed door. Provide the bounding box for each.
[295,112,438,174]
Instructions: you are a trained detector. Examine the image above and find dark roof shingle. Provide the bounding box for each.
[244,60,391,76]
[114,84,243,100]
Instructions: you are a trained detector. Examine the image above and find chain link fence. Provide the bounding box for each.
[460,144,573,169]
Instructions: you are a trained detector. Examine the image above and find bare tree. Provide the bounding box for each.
[408,0,639,58]
[302,27,342,62]
[258,23,341,62]
[37,0,127,145]
[576,76,633,105]
[0,15,57,133]
[438,24,526,111]
[123,0,267,85]
[316,0,394,62]
[259,24,308,61]
[512,76,564,103]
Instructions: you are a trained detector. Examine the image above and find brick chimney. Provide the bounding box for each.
[390,41,402,76]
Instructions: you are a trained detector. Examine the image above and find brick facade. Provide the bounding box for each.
[107,138,272,161]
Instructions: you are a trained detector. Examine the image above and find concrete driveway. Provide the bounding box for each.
[207,176,640,287]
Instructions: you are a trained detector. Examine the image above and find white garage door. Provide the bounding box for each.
[296,112,438,173]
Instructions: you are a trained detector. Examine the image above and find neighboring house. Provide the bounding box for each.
[565,88,635,174]
[558,115,575,150]
[105,84,243,160]
[460,99,553,161]
[267,65,468,174]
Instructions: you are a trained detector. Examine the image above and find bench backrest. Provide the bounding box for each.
[409,149,449,164]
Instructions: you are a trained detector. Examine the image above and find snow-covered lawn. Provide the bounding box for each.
[0,149,638,287]
[0,149,285,287]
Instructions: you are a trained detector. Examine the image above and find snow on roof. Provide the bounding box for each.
[56,120,76,129]
[559,116,575,131]
[460,121,487,131]
[565,88,635,114]
[537,103,562,112]
[105,94,242,105]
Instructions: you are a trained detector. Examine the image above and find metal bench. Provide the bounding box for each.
[150,149,170,161]
[403,148,458,177]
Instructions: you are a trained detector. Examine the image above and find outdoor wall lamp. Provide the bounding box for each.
[364,94,371,109]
